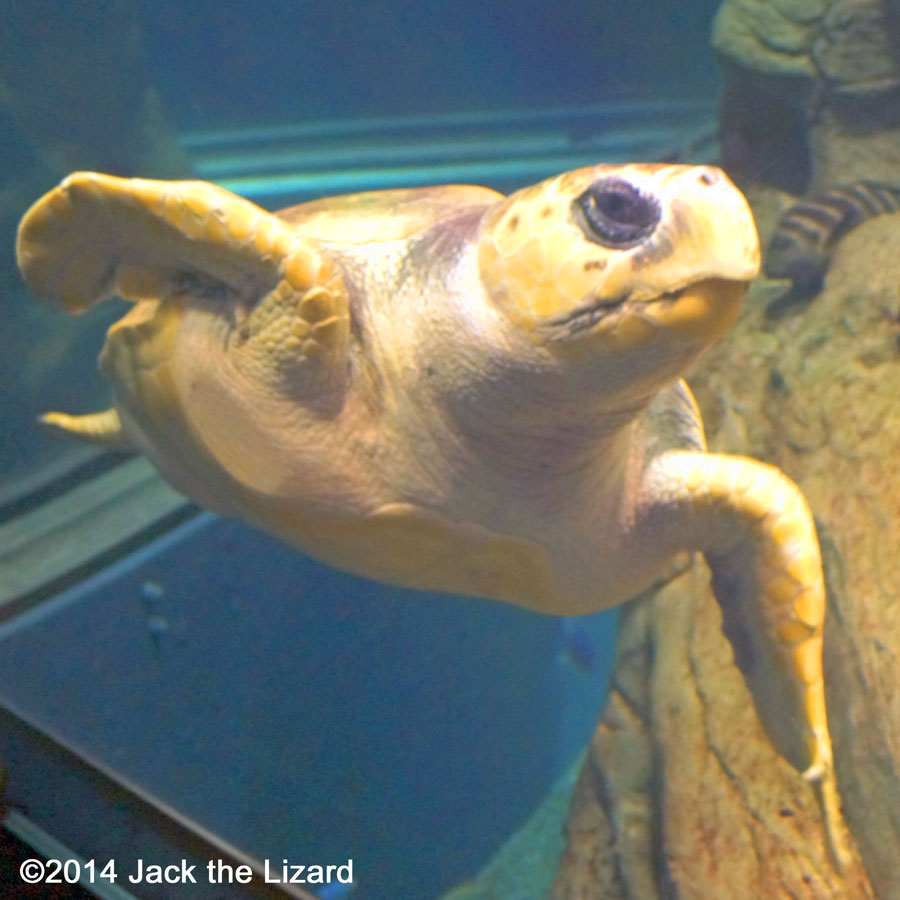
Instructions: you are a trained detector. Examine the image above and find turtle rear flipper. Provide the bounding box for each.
[39,408,130,447]
[16,172,299,313]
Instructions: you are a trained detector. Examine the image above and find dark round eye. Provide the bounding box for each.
[573,178,661,248]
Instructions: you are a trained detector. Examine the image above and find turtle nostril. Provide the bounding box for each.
[698,168,720,187]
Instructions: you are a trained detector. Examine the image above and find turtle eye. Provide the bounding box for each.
[573,178,660,248]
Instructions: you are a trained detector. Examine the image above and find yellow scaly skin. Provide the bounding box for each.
[16,166,849,868]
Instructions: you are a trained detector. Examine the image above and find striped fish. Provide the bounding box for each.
[765,181,900,301]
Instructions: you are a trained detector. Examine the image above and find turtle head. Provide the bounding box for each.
[478,163,759,393]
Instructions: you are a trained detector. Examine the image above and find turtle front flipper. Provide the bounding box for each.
[641,450,851,871]
[18,172,350,449]
[16,172,302,313]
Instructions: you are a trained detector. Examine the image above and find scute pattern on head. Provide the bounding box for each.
[477,163,759,346]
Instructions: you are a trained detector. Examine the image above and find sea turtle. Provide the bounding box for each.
[17,164,848,865]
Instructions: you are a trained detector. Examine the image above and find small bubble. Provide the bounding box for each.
[140,580,165,604]
[147,615,169,637]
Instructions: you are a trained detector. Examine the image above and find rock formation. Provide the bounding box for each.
[713,0,900,191]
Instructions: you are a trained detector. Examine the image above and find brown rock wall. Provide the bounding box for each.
[713,0,900,190]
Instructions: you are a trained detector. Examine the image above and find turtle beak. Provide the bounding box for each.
[634,276,747,344]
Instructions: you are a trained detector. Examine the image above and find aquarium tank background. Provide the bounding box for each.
[3,1,899,899]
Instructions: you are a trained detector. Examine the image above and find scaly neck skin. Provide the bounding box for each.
[429,392,662,612]
[445,388,647,499]
[359,248,680,617]
[364,224,655,506]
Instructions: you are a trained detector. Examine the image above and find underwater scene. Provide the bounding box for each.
[0,1,899,899]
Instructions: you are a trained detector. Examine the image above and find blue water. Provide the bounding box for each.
[139,0,723,128]
[0,514,616,899]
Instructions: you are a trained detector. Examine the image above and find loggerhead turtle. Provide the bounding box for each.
[17,164,848,865]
